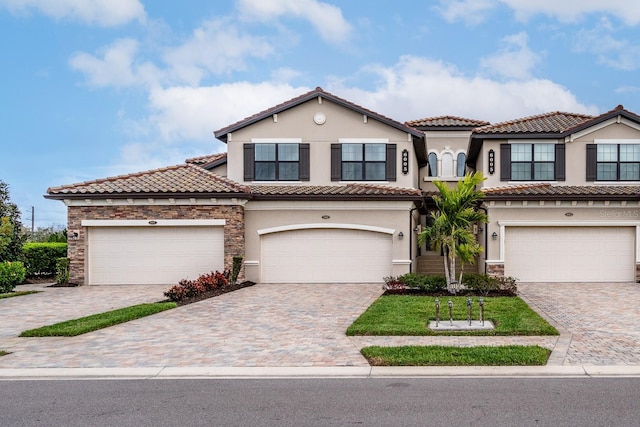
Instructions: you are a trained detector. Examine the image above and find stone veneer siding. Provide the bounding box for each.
[637,264,640,282]
[67,204,245,285]
[486,263,504,277]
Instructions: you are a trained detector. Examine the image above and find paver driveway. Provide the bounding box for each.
[0,283,383,368]
[519,282,640,366]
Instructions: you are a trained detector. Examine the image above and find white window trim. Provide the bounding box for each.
[593,139,640,145]
[424,148,467,180]
[251,138,302,143]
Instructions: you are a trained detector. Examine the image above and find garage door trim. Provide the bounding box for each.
[257,222,395,236]
[82,219,225,227]
[489,221,640,263]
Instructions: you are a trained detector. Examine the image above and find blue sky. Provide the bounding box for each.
[1,0,640,228]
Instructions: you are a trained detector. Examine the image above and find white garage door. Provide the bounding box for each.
[261,229,392,283]
[505,226,635,282]
[88,226,224,285]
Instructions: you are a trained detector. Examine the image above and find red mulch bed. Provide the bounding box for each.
[173,281,256,306]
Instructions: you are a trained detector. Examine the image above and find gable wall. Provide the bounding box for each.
[226,99,419,188]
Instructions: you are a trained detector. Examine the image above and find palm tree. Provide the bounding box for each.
[419,172,488,293]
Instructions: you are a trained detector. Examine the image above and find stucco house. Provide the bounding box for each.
[467,105,640,283]
[46,87,427,285]
[45,87,640,285]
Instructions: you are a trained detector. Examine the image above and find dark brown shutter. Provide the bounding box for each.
[243,143,254,181]
[555,144,566,181]
[299,143,310,181]
[331,144,341,181]
[386,144,397,181]
[586,144,597,181]
[500,144,511,181]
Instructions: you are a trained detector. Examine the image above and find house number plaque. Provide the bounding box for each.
[488,149,495,175]
[402,149,409,175]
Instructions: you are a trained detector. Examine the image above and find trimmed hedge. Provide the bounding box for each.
[22,243,67,277]
[0,261,26,293]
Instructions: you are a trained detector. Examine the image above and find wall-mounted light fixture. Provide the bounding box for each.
[70,231,79,240]
[491,231,498,241]
[398,231,404,239]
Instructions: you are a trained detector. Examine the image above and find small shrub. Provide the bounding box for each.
[462,273,518,296]
[164,270,232,303]
[55,257,70,286]
[382,275,407,292]
[0,261,26,293]
[398,273,447,293]
[495,275,518,295]
[462,273,495,296]
[22,242,67,277]
[231,255,243,284]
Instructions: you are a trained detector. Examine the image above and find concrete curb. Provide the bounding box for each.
[2,365,640,380]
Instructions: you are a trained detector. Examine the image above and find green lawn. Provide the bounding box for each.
[19,302,177,337]
[0,290,40,299]
[362,345,551,366]
[346,295,558,336]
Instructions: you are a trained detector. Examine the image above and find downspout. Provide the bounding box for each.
[479,205,488,275]
[409,206,419,273]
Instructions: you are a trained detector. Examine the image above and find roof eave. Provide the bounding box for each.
[482,193,640,202]
[251,194,423,202]
[44,192,251,201]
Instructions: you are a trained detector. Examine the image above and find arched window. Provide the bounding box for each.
[428,152,438,177]
[457,152,467,177]
[441,152,454,177]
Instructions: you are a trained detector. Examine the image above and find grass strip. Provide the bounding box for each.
[347,295,558,336]
[362,345,551,366]
[19,302,177,337]
[0,290,40,299]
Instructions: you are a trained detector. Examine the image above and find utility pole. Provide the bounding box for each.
[31,206,34,235]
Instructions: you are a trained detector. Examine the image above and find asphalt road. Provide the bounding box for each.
[2,377,639,426]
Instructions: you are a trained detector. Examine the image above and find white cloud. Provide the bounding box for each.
[0,0,145,26]
[499,0,640,25]
[162,18,274,85]
[573,18,640,71]
[480,32,541,80]
[438,0,640,26]
[69,39,161,87]
[331,56,597,123]
[145,82,308,143]
[436,0,496,25]
[237,0,352,44]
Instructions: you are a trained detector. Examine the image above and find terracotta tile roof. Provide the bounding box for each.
[473,111,594,135]
[406,116,490,128]
[214,86,424,141]
[482,183,640,199]
[185,153,227,166]
[46,164,250,198]
[250,183,422,199]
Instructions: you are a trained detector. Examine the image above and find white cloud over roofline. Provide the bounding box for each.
[438,0,640,26]
[237,0,352,44]
[0,0,146,27]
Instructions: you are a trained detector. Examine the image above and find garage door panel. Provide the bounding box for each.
[505,227,635,282]
[261,229,392,283]
[88,226,224,285]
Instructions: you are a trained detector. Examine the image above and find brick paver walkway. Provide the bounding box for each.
[518,282,640,366]
[2,282,639,368]
[0,283,382,368]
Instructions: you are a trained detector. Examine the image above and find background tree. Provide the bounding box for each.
[0,180,25,261]
[419,172,488,293]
